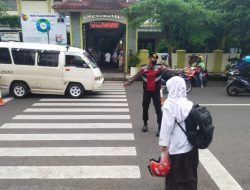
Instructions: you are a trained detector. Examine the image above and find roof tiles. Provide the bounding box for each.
[53,0,132,11]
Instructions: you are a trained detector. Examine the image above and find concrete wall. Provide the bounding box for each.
[156,52,240,72]
[70,13,82,49]
[20,1,48,13]
[127,27,137,55]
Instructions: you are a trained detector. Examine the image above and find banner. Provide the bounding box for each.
[21,13,67,45]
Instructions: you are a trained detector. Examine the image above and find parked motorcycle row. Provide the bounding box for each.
[161,55,250,96]
[225,57,250,96]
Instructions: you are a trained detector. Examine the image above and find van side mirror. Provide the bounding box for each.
[75,60,89,68]
[82,63,89,68]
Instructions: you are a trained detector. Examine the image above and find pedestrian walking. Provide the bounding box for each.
[112,51,118,68]
[124,52,164,136]
[104,52,111,68]
[118,51,124,72]
[159,76,199,190]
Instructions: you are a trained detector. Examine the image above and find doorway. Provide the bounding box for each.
[84,21,126,72]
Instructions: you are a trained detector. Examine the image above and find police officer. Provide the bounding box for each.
[124,52,164,137]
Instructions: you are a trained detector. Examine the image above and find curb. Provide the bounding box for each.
[104,73,227,81]
[208,73,227,81]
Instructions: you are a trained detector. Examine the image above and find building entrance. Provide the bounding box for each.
[84,21,126,72]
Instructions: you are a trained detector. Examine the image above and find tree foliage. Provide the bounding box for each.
[0,15,21,28]
[125,0,250,54]
[0,2,20,29]
[0,1,7,16]
[125,0,219,52]
[206,0,250,54]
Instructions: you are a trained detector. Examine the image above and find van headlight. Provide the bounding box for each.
[95,76,103,81]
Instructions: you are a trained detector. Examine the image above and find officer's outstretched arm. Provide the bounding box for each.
[124,70,142,87]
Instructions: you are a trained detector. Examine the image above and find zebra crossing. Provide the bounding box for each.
[0,81,141,180]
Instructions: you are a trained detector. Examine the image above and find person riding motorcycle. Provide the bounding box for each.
[191,55,206,88]
[238,55,250,78]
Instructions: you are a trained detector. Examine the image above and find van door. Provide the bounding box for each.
[63,53,94,90]
[34,50,64,92]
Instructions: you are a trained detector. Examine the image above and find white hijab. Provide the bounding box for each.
[162,76,193,122]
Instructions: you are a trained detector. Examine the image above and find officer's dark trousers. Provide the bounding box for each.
[142,90,162,127]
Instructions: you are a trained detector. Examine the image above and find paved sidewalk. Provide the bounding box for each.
[103,72,127,81]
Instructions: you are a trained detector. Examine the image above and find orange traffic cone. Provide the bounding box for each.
[0,90,5,106]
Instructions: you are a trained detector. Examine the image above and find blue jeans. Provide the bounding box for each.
[199,72,203,86]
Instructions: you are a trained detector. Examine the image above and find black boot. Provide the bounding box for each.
[156,126,161,137]
[142,123,148,132]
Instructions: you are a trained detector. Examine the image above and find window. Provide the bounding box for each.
[2,0,17,11]
[38,51,59,67]
[65,55,88,68]
[0,48,11,64]
[54,0,62,4]
[83,51,97,68]
[11,48,35,66]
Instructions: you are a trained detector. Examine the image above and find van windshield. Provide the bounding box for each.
[83,51,97,68]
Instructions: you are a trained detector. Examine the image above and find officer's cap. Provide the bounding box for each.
[149,52,158,59]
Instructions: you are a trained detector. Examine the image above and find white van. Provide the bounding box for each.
[0,42,104,98]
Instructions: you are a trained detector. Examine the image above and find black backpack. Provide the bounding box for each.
[175,104,214,149]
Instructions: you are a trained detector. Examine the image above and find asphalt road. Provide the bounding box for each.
[0,81,249,190]
[126,81,249,190]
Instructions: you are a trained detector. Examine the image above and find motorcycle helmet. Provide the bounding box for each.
[198,55,204,61]
[148,156,171,177]
[243,55,250,63]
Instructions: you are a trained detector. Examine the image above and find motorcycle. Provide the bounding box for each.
[225,69,239,86]
[226,72,250,96]
[224,57,241,77]
[160,68,192,106]
[183,66,208,87]
[161,69,192,94]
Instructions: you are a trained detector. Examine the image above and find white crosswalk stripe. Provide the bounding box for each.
[95,89,125,92]
[0,147,137,156]
[86,95,126,98]
[13,114,130,120]
[0,166,141,179]
[32,102,128,106]
[0,123,132,129]
[24,108,130,112]
[39,98,127,102]
[94,91,126,94]
[0,82,141,180]
[0,133,135,141]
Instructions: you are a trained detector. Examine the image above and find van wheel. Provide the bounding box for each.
[11,82,29,98]
[67,83,84,98]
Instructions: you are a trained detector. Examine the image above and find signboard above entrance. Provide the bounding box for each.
[90,22,119,29]
[83,14,126,24]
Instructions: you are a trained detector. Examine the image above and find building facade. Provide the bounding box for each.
[1,0,163,72]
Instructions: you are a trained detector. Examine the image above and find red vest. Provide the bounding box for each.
[141,64,162,91]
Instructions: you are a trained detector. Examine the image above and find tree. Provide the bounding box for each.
[0,1,7,16]
[0,15,21,28]
[0,2,20,28]
[125,0,218,52]
[197,0,249,53]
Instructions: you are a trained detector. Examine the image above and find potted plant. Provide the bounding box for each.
[128,53,141,76]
